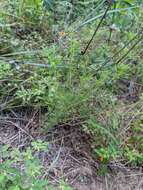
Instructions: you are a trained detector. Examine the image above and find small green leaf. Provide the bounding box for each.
[0,175,5,183]
[9,185,20,190]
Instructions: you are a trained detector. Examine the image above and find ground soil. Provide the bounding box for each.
[0,109,143,190]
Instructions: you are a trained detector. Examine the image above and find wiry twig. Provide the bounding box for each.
[6,120,34,140]
[95,31,143,72]
[81,1,114,55]
[135,177,143,190]
[115,34,143,65]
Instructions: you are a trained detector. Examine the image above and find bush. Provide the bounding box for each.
[0,141,49,190]
[0,0,143,179]
[0,141,72,190]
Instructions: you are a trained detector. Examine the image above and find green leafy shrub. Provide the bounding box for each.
[0,141,49,190]
[0,0,143,170]
[16,0,44,23]
[0,62,11,79]
[0,141,73,189]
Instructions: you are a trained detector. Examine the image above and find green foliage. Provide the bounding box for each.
[0,141,72,190]
[84,112,120,163]
[59,181,73,190]
[0,0,143,180]
[0,141,49,190]
[123,110,143,166]
[15,0,44,23]
[124,147,143,165]
[0,62,11,79]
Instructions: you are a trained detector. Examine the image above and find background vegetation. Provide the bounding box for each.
[0,0,143,189]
